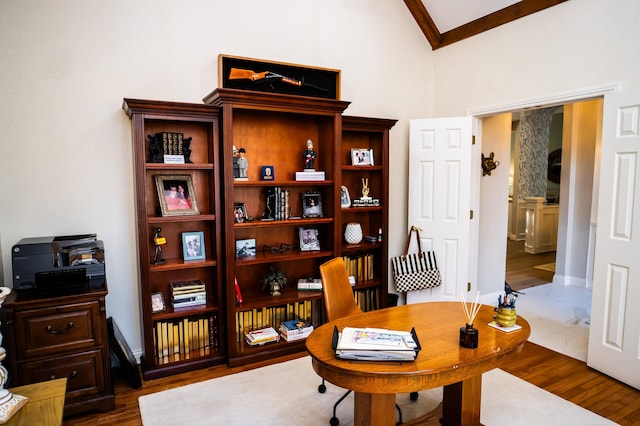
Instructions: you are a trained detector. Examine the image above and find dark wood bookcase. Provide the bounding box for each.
[123,99,226,379]
[339,115,397,311]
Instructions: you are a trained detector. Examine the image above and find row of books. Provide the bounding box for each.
[235,300,318,342]
[342,254,375,283]
[266,186,291,221]
[154,314,219,362]
[355,287,380,312]
[170,280,206,309]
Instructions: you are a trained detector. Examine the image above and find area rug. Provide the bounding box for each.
[533,262,556,272]
[138,356,614,426]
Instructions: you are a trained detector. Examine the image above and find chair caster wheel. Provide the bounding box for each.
[318,384,326,393]
[410,391,419,401]
[330,417,340,426]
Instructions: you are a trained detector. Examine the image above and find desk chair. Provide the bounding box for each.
[318,257,416,426]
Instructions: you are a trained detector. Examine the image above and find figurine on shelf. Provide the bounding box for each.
[361,178,371,200]
[303,139,316,170]
[232,146,240,178]
[182,136,192,163]
[148,134,164,163]
[237,147,248,180]
[152,227,166,265]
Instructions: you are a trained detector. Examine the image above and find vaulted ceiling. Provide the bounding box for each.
[404,0,569,50]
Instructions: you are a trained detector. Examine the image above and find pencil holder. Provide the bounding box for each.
[495,307,517,328]
[459,324,478,349]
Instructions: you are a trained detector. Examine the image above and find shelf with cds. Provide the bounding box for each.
[123,98,225,379]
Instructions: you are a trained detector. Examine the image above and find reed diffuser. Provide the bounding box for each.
[459,291,483,348]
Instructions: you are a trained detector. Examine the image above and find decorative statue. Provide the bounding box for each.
[152,227,166,265]
[0,287,27,423]
[237,148,248,179]
[232,146,240,178]
[148,134,164,163]
[182,136,193,163]
[303,139,316,170]
[361,178,371,199]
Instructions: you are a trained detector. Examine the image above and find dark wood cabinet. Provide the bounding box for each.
[123,99,226,379]
[3,286,115,416]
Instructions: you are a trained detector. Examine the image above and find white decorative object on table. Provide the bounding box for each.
[344,223,363,245]
[0,287,27,424]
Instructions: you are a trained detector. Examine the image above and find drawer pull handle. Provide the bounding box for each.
[46,321,74,334]
[70,370,77,378]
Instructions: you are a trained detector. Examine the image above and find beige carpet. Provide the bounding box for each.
[138,356,614,426]
[533,262,556,272]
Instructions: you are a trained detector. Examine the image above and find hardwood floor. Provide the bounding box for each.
[62,342,640,426]
[505,238,556,291]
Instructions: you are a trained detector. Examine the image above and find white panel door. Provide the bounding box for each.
[406,117,472,303]
[588,90,640,389]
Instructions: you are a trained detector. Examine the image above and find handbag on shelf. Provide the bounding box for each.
[391,226,442,292]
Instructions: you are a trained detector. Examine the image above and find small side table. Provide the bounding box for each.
[5,378,66,426]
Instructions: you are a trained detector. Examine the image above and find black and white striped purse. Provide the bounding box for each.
[391,226,442,292]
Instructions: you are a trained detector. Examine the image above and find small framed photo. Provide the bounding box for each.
[182,231,205,261]
[351,148,373,166]
[302,191,323,218]
[151,292,166,313]
[299,227,320,251]
[155,174,199,217]
[234,202,247,223]
[340,185,351,208]
[261,166,274,181]
[235,238,256,259]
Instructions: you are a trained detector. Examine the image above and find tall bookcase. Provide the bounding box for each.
[205,88,349,366]
[339,115,397,311]
[123,99,226,379]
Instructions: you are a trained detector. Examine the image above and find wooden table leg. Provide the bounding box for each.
[353,392,396,426]
[441,374,482,426]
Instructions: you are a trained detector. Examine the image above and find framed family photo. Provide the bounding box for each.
[155,174,199,217]
[182,231,205,261]
[302,192,323,218]
[234,202,247,223]
[351,148,373,166]
[299,227,320,251]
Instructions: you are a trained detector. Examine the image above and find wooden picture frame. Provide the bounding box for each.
[299,227,320,251]
[182,231,205,261]
[351,148,373,166]
[155,174,199,217]
[302,192,323,218]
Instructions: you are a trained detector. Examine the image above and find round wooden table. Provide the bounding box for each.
[306,301,530,426]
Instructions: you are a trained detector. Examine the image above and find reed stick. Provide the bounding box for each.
[461,291,483,326]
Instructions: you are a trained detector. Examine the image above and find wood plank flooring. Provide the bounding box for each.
[505,238,556,291]
[62,342,640,426]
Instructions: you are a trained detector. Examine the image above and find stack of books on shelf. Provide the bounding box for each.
[235,300,317,342]
[245,326,280,347]
[171,280,206,309]
[334,326,420,361]
[279,318,314,342]
[297,278,322,291]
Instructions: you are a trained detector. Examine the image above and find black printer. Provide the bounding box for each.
[12,234,106,295]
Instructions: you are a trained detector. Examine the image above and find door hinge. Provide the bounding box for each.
[472,135,476,145]
[467,282,471,291]
[470,210,474,220]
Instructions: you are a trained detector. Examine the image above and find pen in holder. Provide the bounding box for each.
[459,291,483,349]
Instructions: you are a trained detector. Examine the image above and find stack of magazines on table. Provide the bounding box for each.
[333,326,421,361]
[279,318,314,342]
[245,326,280,347]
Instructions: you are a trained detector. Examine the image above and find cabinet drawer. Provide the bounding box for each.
[18,349,106,399]
[14,301,102,358]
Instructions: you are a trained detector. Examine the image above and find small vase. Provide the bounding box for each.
[495,307,517,327]
[344,223,363,244]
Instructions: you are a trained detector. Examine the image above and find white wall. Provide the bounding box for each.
[0,0,433,354]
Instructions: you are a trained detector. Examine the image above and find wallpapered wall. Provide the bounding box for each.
[518,108,556,199]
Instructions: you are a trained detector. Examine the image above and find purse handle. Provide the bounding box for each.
[403,225,423,258]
